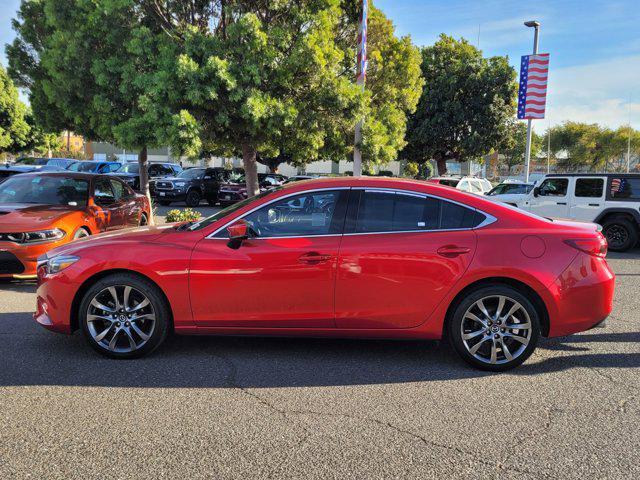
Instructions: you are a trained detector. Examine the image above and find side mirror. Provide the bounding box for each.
[533,186,540,197]
[227,221,249,249]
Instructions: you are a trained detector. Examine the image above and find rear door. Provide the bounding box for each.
[570,177,605,222]
[335,189,480,329]
[526,177,570,218]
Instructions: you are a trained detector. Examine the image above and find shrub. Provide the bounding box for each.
[165,208,201,223]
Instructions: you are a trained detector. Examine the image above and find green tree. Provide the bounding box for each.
[0,64,30,154]
[549,122,619,172]
[402,35,517,175]
[7,0,199,220]
[499,121,542,174]
[22,112,63,157]
[144,1,422,194]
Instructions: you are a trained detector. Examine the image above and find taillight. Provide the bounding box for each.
[564,236,608,258]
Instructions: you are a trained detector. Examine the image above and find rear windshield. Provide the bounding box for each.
[0,175,89,206]
[439,179,459,187]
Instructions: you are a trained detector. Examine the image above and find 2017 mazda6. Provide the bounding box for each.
[34,177,615,370]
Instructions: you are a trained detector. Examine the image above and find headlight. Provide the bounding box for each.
[41,254,80,275]
[1,228,66,244]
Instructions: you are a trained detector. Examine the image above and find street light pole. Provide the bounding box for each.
[523,20,540,183]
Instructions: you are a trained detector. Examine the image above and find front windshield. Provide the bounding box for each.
[72,162,100,173]
[488,184,532,195]
[0,175,89,206]
[188,187,281,231]
[17,158,47,166]
[117,163,139,174]
[178,168,204,180]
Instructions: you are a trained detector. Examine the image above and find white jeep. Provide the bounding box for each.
[517,174,640,251]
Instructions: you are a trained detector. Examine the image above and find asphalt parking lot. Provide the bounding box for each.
[0,247,638,479]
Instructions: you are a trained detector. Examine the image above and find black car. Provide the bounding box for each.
[110,162,183,191]
[151,167,232,207]
[0,164,51,183]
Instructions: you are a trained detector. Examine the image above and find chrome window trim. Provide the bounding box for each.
[207,187,350,239]
[206,185,497,240]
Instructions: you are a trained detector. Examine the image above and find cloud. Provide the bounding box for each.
[537,54,640,131]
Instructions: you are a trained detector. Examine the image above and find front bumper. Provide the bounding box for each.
[0,238,69,279]
[152,190,186,201]
[34,267,79,334]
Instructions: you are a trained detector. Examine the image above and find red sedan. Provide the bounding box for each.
[34,177,615,370]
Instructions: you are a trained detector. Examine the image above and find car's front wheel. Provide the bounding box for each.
[448,285,540,371]
[79,273,170,359]
[185,189,201,207]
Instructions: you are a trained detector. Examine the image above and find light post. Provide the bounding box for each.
[523,20,540,182]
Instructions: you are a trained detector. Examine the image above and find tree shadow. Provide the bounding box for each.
[0,311,636,389]
[0,279,37,293]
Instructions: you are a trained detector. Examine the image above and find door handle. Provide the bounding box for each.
[437,245,471,258]
[298,252,332,264]
[588,203,600,207]
[557,202,567,205]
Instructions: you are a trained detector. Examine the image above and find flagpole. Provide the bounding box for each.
[353,0,367,177]
[523,21,540,183]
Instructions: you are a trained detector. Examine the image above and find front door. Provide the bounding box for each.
[93,177,125,231]
[526,177,570,218]
[189,189,348,328]
[335,189,478,329]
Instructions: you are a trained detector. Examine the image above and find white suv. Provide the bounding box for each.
[518,174,640,251]
[429,176,493,195]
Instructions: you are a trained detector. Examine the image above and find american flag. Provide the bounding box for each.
[517,53,550,119]
[356,0,368,84]
[611,178,625,196]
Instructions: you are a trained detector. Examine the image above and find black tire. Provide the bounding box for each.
[185,189,201,207]
[159,201,171,207]
[207,198,218,206]
[602,217,638,252]
[448,285,540,371]
[79,273,170,359]
[139,213,148,226]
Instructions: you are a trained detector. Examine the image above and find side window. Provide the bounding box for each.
[355,191,439,233]
[610,178,640,199]
[538,178,568,196]
[575,178,604,198]
[457,180,469,192]
[441,201,483,229]
[242,190,342,237]
[109,179,125,201]
[94,179,115,203]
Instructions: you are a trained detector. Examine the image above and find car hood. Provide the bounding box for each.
[0,204,82,231]
[155,176,185,183]
[220,183,246,192]
[47,224,175,257]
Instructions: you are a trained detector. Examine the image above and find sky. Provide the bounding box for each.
[1,0,639,131]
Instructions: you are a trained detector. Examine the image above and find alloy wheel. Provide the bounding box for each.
[604,224,628,250]
[86,285,156,353]
[460,295,532,365]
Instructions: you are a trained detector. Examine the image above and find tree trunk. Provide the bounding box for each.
[138,146,154,226]
[242,143,260,197]
[435,153,448,175]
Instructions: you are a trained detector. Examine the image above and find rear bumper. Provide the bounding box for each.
[547,253,615,337]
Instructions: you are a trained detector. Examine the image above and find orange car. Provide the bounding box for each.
[0,172,150,279]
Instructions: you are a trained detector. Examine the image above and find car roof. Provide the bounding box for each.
[545,173,640,178]
[7,171,110,181]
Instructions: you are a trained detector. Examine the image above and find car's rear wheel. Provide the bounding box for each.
[139,213,148,226]
[185,189,201,207]
[448,285,540,371]
[79,273,170,359]
[602,217,637,252]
